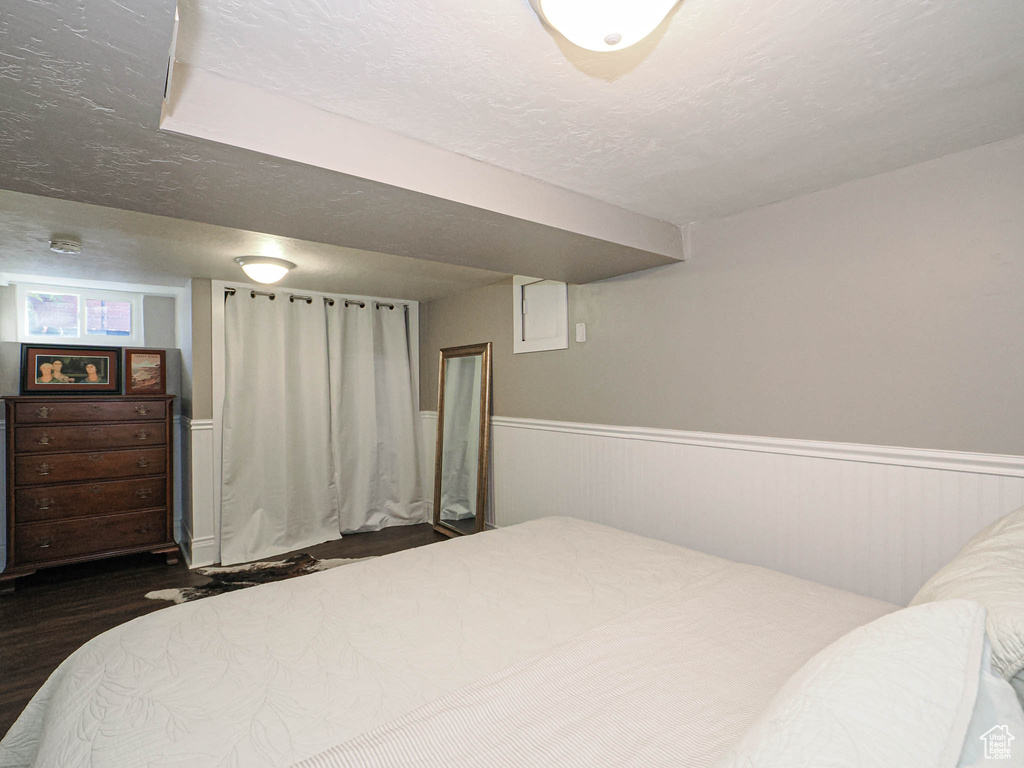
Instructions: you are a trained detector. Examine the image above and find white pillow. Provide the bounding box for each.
[911,505,1024,685]
[958,638,1024,767]
[716,600,1018,768]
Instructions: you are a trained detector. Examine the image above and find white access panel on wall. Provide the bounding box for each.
[513,276,568,354]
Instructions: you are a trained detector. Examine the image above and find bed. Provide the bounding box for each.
[1,515,1021,767]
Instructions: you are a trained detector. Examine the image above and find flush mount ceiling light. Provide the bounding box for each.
[234,256,296,284]
[529,0,679,51]
[49,238,82,255]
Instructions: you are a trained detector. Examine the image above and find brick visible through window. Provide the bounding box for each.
[26,292,79,337]
[86,299,132,336]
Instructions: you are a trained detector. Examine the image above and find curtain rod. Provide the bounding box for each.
[224,287,407,309]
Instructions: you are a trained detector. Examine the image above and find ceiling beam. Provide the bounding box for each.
[161,63,686,273]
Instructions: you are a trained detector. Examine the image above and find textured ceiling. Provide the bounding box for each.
[0,0,672,294]
[3,0,1022,294]
[0,190,505,301]
[176,0,1024,224]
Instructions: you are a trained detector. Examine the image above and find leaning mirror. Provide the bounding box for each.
[433,343,492,537]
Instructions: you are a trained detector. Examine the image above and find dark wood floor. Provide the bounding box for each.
[0,523,448,738]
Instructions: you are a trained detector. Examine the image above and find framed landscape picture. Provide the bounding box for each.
[21,344,121,395]
[125,348,166,395]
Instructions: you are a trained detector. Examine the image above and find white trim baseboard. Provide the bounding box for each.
[189,535,218,566]
[186,416,217,567]
[421,411,1024,478]
[178,415,194,565]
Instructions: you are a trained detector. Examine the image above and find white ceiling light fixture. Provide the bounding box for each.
[234,255,295,284]
[528,0,679,52]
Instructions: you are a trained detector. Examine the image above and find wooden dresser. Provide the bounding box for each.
[2,396,178,591]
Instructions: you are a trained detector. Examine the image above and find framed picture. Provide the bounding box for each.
[21,344,121,395]
[125,348,166,395]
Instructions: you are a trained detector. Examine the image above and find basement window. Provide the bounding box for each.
[16,283,143,345]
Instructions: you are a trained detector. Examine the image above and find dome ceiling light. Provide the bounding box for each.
[528,0,680,52]
[234,256,296,284]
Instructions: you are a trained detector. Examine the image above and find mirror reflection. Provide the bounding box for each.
[433,343,492,536]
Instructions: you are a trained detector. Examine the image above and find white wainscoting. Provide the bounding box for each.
[185,417,217,568]
[420,412,1024,606]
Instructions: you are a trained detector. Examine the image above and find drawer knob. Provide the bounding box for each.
[36,406,52,419]
[136,488,153,499]
[36,463,51,476]
[89,403,101,413]
[37,433,52,446]
[89,454,103,463]
[136,429,149,441]
[134,405,149,416]
[91,485,103,494]
[34,497,55,510]
[87,427,102,436]
[137,457,150,469]
[37,537,52,549]
[135,524,152,534]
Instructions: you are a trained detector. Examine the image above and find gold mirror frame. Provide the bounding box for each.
[432,342,492,537]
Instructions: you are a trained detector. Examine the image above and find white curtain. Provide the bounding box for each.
[328,302,426,532]
[439,355,482,521]
[220,294,339,564]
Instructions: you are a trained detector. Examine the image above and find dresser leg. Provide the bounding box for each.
[0,578,17,595]
[153,545,181,566]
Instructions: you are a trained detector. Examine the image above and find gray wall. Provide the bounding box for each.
[0,342,19,395]
[0,286,14,340]
[143,295,176,348]
[0,287,177,347]
[422,134,1024,456]
[188,278,213,420]
[0,288,181,404]
[0,342,182,404]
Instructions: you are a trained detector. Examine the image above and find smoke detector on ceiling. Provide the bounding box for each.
[49,238,83,255]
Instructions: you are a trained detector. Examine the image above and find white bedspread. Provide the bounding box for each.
[291,561,894,768]
[0,517,893,768]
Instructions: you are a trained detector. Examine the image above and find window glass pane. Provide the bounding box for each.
[26,292,79,336]
[86,298,132,336]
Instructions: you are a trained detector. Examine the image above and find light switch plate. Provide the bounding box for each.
[575,322,586,343]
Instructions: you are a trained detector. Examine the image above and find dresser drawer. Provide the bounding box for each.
[16,423,167,454]
[15,447,166,486]
[14,400,166,424]
[15,478,168,523]
[14,509,168,565]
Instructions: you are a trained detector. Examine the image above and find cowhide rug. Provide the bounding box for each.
[146,553,372,604]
